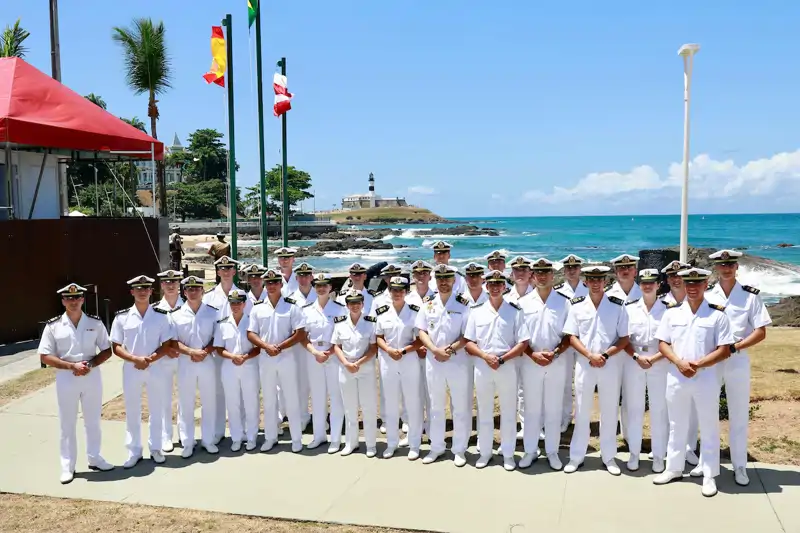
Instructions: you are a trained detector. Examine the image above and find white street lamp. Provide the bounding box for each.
[678,43,700,263]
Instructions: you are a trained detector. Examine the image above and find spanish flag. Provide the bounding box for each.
[202,26,226,87]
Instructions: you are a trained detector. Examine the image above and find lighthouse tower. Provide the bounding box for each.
[368,172,376,208]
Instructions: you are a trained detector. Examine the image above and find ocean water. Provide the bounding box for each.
[240,213,800,299]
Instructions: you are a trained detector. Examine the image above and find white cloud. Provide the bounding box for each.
[491,193,504,201]
[523,149,800,206]
[408,185,436,195]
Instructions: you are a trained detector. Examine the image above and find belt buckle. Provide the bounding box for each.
[641,346,649,353]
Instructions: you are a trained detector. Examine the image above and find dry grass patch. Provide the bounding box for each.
[0,493,422,533]
[748,328,800,401]
[0,367,56,408]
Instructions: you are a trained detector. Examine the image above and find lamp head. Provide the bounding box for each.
[678,43,700,56]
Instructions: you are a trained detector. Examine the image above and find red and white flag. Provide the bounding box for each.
[273,73,293,116]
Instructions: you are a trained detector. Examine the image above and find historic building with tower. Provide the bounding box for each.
[341,172,408,210]
[135,133,187,190]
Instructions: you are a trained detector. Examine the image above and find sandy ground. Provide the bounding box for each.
[0,367,55,408]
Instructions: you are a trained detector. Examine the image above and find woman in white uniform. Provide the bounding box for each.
[332,289,379,457]
[302,273,347,454]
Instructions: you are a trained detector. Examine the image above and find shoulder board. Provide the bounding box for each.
[607,296,624,306]
[570,296,585,305]
[508,301,521,310]
[333,315,347,323]
[660,299,671,306]
[705,283,716,291]
[709,303,726,312]
[604,285,612,292]
[408,304,420,312]
[216,316,229,323]
[364,315,377,322]
[169,306,181,313]
[204,287,214,294]
[657,293,666,299]
[153,307,169,314]
[115,307,130,316]
[253,300,264,306]
[375,305,390,315]
[206,304,219,311]
[332,300,344,306]
[666,301,681,309]
[742,285,760,295]
[553,282,564,290]
[284,297,296,305]
[302,302,314,308]
[502,287,511,295]
[625,298,641,306]
[367,289,378,296]
[555,291,568,298]
[422,295,434,303]
[85,313,103,321]
[46,315,60,324]
[455,294,468,306]
[456,271,464,277]
[470,302,485,309]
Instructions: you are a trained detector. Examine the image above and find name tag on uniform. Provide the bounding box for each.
[429,321,436,330]
[447,310,461,315]
[641,346,649,352]
[316,341,325,346]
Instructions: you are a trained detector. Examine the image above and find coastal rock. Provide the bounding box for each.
[343,229,402,239]
[417,225,500,237]
[296,238,401,257]
[768,296,800,327]
[316,232,350,240]
[777,243,794,248]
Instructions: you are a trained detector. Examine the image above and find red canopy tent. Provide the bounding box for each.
[0,57,164,159]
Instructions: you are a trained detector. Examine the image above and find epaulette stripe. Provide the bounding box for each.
[666,302,680,308]
[608,296,624,305]
[742,285,760,295]
[455,294,468,306]
[509,301,521,310]
[625,298,641,306]
[570,296,585,304]
[709,303,726,312]
[333,316,347,323]
[46,315,60,324]
[471,302,484,309]
[302,302,314,308]
[375,305,390,315]
[153,307,169,314]
[86,314,103,321]
[216,316,229,323]
[204,287,214,294]
[332,300,344,306]
[115,307,130,315]
[284,297,296,304]
[409,304,420,312]
[364,315,377,322]
[207,304,219,311]
[553,282,564,290]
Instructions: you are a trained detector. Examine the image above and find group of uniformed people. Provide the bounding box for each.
[39,241,771,497]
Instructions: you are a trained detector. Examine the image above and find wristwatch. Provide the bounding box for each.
[729,343,738,354]
[401,348,407,355]
[552,347,561,358]
[275,345,283,354]
[632,354,639,361]
[85,360,94,368]
[601,352,609,360]
[498,356,505,365]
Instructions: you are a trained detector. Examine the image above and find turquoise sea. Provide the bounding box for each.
[239,213,800,300]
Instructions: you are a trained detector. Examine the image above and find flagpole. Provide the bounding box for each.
[278,57,289,247]
[254,2,269,267]
[223,14,238,261]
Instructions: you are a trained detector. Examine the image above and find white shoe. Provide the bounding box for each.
[246,441,257,451]
[734,467,750,486]
[213,435,224,445]
[516,428,524,440]
[605,459,621,476]
[454,453,467,467]
[380,425,387,434]
[340,445,358,456]
[59,471,74,484]
[539,430,546,440]
[564,460,583,473]
[88,458,114,472]
[307,439,325,450]
[398,437,409,448]
[408,449,420,461]
[161,441,174,453]
[277,426,284,436]
[519,451,539,469]
[652,457,665,474]
[203,442,219,454]
[689,465,703,478]
[503,456,516,472]
[327,442,341,454]
[123,454,142,469]
[702,477,718,497]
[627,455,639,472]
[231,441,242,452]
[291,441,303,453]
[686,449,699,466]
[476,454,492,469]
[383,447,396,459]
[151,451,166,464]
[547,453,563,471]
[260,439,277,452]
[422,451,441,465]
[653,470,683,485]
[402,422,409,433]
[181,446,194,459]
[366,447,377,458]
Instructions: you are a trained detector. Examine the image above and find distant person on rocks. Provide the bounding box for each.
[208,233,231,262]
[169,227,184,271]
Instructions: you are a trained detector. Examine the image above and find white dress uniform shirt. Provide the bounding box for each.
[203,283,244,320]
[248,296,305,444]
[173,303,219,448]
[655,299,734,478]
[661,291,684,305]
[562,295,628,465]
[289,287,317,307]
[39,312,111,473]
[244,288,266,316]
[280,271,300,297]
[110,304,175,456]
[461,288,489,306]
[415,292,471,455]
[555,281,588,299]
[404,287,436,433]
[503,284,533,304]
[704,281,771,470]
[606,281,642,304]
[465,299,530,459]
[405,288,436,308]
[519,290,571,455]
[153,297,183,447]
[289,287,317,424]
[214,313,259,445]
[336,287,374,315]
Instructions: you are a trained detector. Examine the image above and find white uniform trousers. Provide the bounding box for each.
[259,352,302,443]
[212,354,226,440]
[474,357,518,458]
[56,368,103,473]
[380,353,423,449]
[562,349,577,425]
[426,356,470,455]
[520,355,567,455]
[419,355,431,435]
[665,370,720,478]
[122,361,163,455]
[339,362,377,449]
[153,356,179,445]
[716,352,751,469]
[221,358,260,444]
[466,355,476,431]
[177,355,217,447]
[570,356,621,463]
[622,357,669,458]
[306,350,344,444]
[297,348,311,425]
[380,370,408,429]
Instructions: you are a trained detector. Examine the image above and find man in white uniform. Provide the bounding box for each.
[336,262,374,312]
[555,254,588,431]
[375,263,405,435]
[153,269,184,453]
[276,247,300,297]
[173,275,220,457]
[653,267,734,498]
[465,270,530,471]
[242,263,267,315]
[247,268,306,453]
[563,265,629,475]
[288,262,317,306]
[485,250,510,278]
[461,262,489,437]
[110,275,176,468]
[405,260,435,437]
[39,283,115,483]
[288,261,317,430]
[416,264,471,466]
[428,241,466,295]
[705,250,772,486]
[504,256,533,304]
[606,254,642,304]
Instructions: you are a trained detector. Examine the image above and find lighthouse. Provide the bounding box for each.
[368,172,376,208]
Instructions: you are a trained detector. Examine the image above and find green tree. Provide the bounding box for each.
[265,165,313,212]
[184,128,230,181]
[112,18,173,215]
[69,181,139,217]
[241,184,280,218]
[0,19,30,58]
[121,116,147,133]
[173,180,226,221]
[84,93,107,110]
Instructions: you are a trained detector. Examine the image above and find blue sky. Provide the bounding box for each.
[10,1,800,217]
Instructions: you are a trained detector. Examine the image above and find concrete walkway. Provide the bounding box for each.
[1,359,799,533]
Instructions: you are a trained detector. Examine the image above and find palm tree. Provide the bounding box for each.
[84,93,107,110]
[0,19,30,58]
[121,116,147,133]
[112,18,172,215]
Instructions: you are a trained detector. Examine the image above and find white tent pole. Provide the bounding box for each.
[151,142,157,219]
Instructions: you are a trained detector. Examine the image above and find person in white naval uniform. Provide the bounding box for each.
[461,261,489,445]
[416,264,471,467]
[173,275,220,458]
[621,269,669,473]
[39,283,115,484]
[428,241,466,295]
[335,262,374,313]
[518,259,572,471]
[465,270,531,471]
[484,249,510,279]
[705,249,772,486]
[275,246,300,297]
[302,273,347,453]
[246,268,307,453]
[153,269,184,453]
[213,288,261,452]
[374,263,405,435]
[202,255,243,443]
[332,289,379,457]
[504,256,534,304]
[555,254,588,432]
[563,265,630,476]
[241,263,267,316]
[288,261,317,431]
[288,262,317,306]
[110,275,176,468]
[653,267,734,498]
[375,276,423,459]
[405,260,435,437]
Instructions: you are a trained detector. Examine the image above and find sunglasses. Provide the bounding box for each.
[265,280,281,285]
[62,295,83,301]
[217,266,234,271]
[684,280,705,285]
[297,272,312,277]
[616,265,635,270]
[716,261,737,267]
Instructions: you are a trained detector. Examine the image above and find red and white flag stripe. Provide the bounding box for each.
[273,73,293,116]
